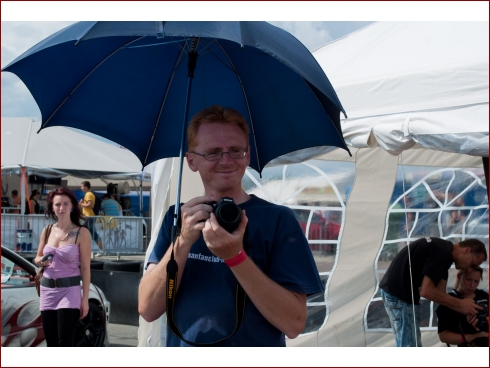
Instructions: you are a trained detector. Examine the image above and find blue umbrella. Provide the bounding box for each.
[2,21,350,229]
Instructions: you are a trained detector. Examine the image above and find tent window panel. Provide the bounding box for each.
[366,300,391,329]
[303,274,329,334]
[462,208,488,237]
[243,161,354,336]
[419,298,433,328]
[366,166,488,332]
[311,245,336,273]
[441,209,472,237]
[386,211,407,240]
[410,212,440,238]
[448,170,477,195]
[302,304,326,334]
[378,243,400,263]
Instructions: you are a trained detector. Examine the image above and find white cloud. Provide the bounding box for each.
[269,21,333,50]
[2,21,75,68]
[1,21,76,117]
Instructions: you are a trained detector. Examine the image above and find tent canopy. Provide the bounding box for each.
[1,117,149,179]
[313,21,489,157]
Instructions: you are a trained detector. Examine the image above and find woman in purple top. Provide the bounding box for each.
[34,187,91,347]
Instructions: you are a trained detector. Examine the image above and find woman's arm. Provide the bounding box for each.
[34,227,47,266]
[78,227,91,319]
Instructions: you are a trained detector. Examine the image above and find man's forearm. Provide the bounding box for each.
[138,237,192,322]
[421,286,460,310]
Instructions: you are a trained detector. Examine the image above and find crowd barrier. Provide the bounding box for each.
[1,214,151,255]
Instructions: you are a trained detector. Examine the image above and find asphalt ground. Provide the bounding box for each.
[97,254,144,347]
[108,322,139,347]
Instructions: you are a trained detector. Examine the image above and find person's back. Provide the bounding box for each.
[380,237,454,304]
[102,196,120,216]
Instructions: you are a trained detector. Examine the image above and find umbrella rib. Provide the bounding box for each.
[214,42,262,173]
[124,39,188,49]
[40,36,146,131]
[143,40,188,166]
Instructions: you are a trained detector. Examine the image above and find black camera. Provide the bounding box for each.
[41,254,53,262]
[476,300,488,329]
[208,197,242,233]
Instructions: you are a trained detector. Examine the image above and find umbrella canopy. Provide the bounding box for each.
[2,21,349,174]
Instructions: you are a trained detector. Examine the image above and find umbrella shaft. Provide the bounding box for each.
[172,51,198,240]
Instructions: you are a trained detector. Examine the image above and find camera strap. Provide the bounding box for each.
[166,225,249,346]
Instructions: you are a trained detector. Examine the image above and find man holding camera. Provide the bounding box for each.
[379,237,487,347]
[139,105,323,346]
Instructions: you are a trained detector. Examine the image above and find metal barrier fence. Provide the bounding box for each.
[1,214,151,255]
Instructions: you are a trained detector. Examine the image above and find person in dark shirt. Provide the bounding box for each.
[437,267,488,347]
[379,237,487,346]
[29,189,42,214]
[138,105,323,346]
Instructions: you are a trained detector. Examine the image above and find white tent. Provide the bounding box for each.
[288,21,489,348]
[2,117,147,178]
[313,21,488,157]
[2,117,151,215]
[138,21,489,352]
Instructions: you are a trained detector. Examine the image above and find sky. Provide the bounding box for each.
[1,1,489,367]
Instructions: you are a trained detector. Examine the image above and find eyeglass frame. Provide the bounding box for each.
[190,148,248,161]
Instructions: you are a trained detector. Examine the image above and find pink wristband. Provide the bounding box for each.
[224,249,247,268]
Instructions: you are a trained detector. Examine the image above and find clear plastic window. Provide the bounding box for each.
[244,160,355,334]
[366,166,488,332]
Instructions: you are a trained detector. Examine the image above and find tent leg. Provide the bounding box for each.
[483,157,488,196]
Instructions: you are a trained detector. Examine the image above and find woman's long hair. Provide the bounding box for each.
[45,187,85,226]
[29,189,40,200]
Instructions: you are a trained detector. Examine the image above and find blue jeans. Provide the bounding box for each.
[380,289,422,347]
[86,217,100,243]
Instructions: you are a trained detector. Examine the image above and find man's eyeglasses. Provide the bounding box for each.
[191,148,248,161]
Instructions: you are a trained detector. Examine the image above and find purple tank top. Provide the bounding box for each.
[39,244,82,311]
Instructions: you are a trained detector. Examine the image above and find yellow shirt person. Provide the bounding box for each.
[81,191,96,217]
[79,181,104,256]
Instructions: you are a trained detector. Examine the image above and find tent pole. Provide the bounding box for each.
[483,157,488,197]
[140,170,144,217]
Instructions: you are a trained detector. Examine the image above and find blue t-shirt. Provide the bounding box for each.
[148,195,323,346]
[101,199,120,216]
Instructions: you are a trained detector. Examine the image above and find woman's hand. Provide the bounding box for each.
[80,299,89,319]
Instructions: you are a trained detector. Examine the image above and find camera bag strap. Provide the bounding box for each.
[166,225,249,346]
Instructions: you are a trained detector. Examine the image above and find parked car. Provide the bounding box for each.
[1,246,111,347]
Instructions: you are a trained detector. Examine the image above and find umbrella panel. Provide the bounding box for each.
[4,23,349,173]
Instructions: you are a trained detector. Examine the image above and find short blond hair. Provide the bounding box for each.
[187,105,249,151]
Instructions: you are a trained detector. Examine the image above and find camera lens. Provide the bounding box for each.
[213,197,241,233]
